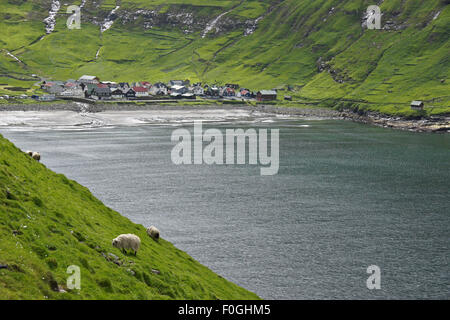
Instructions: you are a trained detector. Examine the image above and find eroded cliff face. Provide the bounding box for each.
[115,8,214,33]
[101,6,266,36]
[34,0,444,37]
[37,0,267,36]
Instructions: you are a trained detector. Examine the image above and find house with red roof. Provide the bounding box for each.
[222,87,235,97]
[133,86,149,97]
[239,89,252,98]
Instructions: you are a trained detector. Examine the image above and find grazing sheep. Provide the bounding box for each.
[31,152,41,161]
[112,234,141,256]
[26,150,40,161]
[146,226,160,240]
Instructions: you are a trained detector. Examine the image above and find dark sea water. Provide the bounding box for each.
[1,114,449,299]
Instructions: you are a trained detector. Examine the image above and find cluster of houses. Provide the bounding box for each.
[36,75,280,102]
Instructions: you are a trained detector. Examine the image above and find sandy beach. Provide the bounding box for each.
[0,102,448,132]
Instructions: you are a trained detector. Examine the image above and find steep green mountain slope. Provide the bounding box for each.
[0,0,449,115]
[0,134,259,299]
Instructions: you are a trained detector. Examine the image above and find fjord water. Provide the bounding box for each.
[1,117,449,299]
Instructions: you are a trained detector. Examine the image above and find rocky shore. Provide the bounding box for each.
[249,105,449,133]
[339,110,450,133]
[1,102,448,133]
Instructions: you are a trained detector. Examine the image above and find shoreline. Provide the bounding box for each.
[0,102,448,133]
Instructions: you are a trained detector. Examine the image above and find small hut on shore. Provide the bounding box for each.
[410,100,424,110]
[257,90,277,101]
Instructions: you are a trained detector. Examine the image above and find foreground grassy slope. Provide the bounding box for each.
[0,0,449,115]
[0,134,259,300]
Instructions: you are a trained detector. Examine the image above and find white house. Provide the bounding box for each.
[60,88,84,97]
[78,75,100,84]
[133,86,149,97]
[192,85,204,96]
[170,84,188,94]
[150,82,168,95]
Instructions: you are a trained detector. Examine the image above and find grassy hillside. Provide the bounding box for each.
[0,134,259,300]
[0,0,449,116]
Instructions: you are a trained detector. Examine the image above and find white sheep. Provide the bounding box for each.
[26,150,40,161]
[146,226,160,240]
[31,152,41,161]
[112,234,141,255]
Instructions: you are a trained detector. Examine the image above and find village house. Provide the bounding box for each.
[210,86,220,96]
[225,83,240,90]
[140,81,151,88]
[150,82,168,95]
[41,82,52,90]
[192,84,204,96]
[92,86,111,100]
[411,100,424,110]
[47,80,64,86]
[125,88,136,99]
[111,88,124,99]
[169,80,190,87]
[222,87,235,97]
[204,85,220,97]
[82,83,97,97]
[78,75,100,84]
[42,80,63,90]
[257,90,277,101]
[170,84,188,95]
[239,89,252,98]
[101,81,116,86]
[60,87,84,97]
[119,82,130,90]
[46,83,64,95]
[64,79,77,89]
[133,86,149,97]
[41,82,52,89]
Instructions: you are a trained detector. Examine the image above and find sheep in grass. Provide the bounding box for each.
[31,152,41,161]
[112,234,141,256]
[26,150,40,161]
[146,226,160,241]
